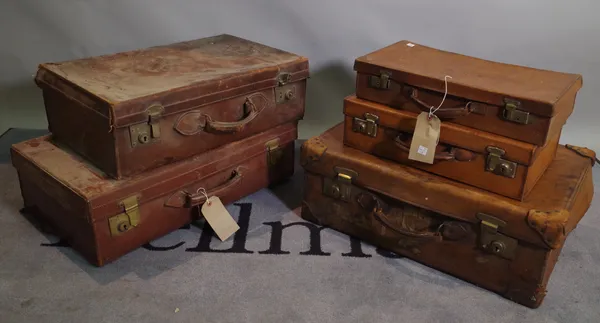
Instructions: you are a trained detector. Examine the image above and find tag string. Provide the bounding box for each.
[428,75,453,120]
[196,187,211,205]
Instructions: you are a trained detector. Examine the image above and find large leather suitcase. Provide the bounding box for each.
[343,95,559,200]
[34,34,308,179]
[300,123,595,308]
[11,122,297,267]
[353,40,582,146]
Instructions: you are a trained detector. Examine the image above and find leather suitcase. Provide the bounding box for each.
[353,40,582,146]
[343,95,559,200]
[300,123,595,308]
[34,34,308,179]
[11,122,297,267]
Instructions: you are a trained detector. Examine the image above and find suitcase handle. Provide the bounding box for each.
[357,192,441,240]
[203,96,261,133]
[174,93,267,136]
[408,87,472,119]
[393,135,475,162]
[185,168,243,207]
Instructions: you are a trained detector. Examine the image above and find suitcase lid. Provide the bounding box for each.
[10,122,297,223]
[301,124,595,250]
[354,40,582,118]
[34,34,309,128]
[343,95,552,166]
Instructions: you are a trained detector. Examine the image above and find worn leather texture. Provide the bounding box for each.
[300,123,594,308]
[353,40,582,146]
[343,95,559,200]
[301,123,594,250]
[35,34,309,179]
[10,122,297,267]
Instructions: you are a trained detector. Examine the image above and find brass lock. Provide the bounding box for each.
[275,84,296,104]
[323,167,358,202]
[368,71,391,90]
[352,113,379,138]
[502,99,530,125]
[476,213,517,260]
[108,195,141,236]
[129,104,164,148]
[485,146,517,178]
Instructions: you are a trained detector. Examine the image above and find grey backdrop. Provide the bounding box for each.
[1,0,599,150]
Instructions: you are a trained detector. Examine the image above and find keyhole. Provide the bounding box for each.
[285,90,294,100]
[490,241,505,254]
[139,134,150,144]
[118,222,130,232]
[500,163,510,175]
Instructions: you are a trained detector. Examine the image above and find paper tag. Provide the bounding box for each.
[408,112,441,164]
[201,196,240,241]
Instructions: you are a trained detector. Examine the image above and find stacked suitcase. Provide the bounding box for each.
[299,40,597,308]
[10,34,309,267]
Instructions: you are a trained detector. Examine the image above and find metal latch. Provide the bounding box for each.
[485,146,517,178]
[368,71,391,90]
[476,213,518,259]
[266,138,283,166]
[129,104,164,147]
[352,113,379,137]
[277,72,292,86]
[323,167,359,202]
[108,195,141,236]
[502,99,530,124]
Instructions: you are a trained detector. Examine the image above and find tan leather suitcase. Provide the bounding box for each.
[353,40,582,146]
[11,122,297,267]
[35,34,308,179]
[300,123,595,308]
[343,95,559,200]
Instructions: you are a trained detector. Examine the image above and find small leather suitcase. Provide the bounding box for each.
[353,40,582,146]
[11,122,297,267]
[300,123,595,308]
[343,95,559,200]
[35,34,308,179]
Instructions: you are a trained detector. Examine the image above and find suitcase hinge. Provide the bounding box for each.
[323,167,359,202]
[485,146,517,178]
[502,99,530,125]
[108,195,141,236]
[129,104,164,148]
[352,113,379,137]
[476,213,518,260]
[266,138,283,166]
[368,71,391,90]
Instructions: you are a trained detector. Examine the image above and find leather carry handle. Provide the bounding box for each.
[393,135,475,162]
[185,168,243,207]
[409,87,472,119]
[174,93,268,136]
[203,97,260,133]
[356,192,441,241]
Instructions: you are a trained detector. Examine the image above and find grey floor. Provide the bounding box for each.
[1,129,600,323]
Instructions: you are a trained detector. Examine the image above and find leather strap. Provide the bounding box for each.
[185,169,243,207]
[408,87,472,119]
[394,135,475,162]
[565,144,599,166]
[174,92,267,136]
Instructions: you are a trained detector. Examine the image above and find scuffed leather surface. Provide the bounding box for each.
[527,210,570,249]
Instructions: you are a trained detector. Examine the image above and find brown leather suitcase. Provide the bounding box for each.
[353,40,582,146]
[11,122,297,267]
[343,95,559,200]
[34,34,308,179]
[300,123,595,308]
